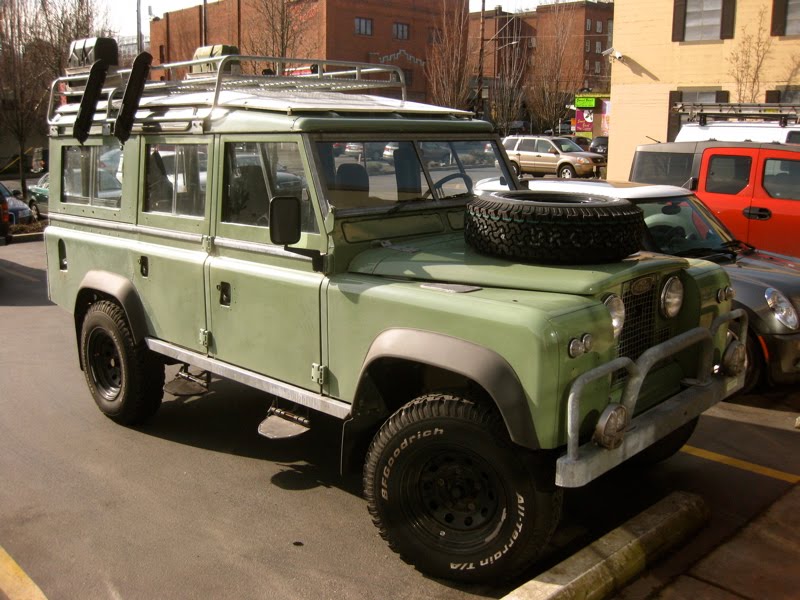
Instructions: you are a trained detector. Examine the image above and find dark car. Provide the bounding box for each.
[565,136,592,151]
[589,135,608,156]
[523,178,800,394]
[1,182,32,226]
[0,195,8,243]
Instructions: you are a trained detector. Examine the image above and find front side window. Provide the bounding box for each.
[535,139,554,153]
[62,143,122,209]
[393,22,410,40]
[222,141,316,232]
[314,139,506,211]
[705,155,752,194]
[144,144,206,217]
[763,158,800,199]
[355,17,373,36]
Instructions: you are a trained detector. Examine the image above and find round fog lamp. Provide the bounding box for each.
[661,276,684,318]
[722,338,747,376]
[593,403,628,449]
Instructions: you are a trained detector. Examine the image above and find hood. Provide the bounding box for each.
[348,233,690,295]
[725,250,800,294]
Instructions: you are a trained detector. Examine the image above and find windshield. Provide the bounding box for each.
[314,139,509,211]
[551,137,583,153]
[638,194,740,257]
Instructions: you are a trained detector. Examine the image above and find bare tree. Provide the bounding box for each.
[425,0,476,110]
[489,17,527,136]
[244,0,320,74]
[0,0,107,193]
[524,0,583,132]
[727,5,773,103]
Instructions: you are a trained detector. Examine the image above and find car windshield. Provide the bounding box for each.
[551,138,583,153]
[314,139,508,211]
[638,194,742,258]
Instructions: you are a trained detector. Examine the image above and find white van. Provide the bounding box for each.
[675,121,800,144]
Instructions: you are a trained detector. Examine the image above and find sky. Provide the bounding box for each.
[109,0,544,37]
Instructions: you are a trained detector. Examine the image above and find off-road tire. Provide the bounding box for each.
[363,394,562,583]
[465,191,644,264]
[630,417,698,466]
[80,300,165,425]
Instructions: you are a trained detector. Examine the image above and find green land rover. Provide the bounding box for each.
[45,38,747,583]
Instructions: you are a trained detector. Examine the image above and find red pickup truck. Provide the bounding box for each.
[630,141,800,257]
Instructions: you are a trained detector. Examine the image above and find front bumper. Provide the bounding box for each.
[556,309,748,488]
[765,332,800,385]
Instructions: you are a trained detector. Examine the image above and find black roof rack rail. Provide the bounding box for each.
[673,102,800,126]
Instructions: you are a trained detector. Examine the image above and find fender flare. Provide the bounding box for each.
[356,328,540,449]
[76,271,148,344]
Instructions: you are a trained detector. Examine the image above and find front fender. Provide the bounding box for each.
[356,328,540,449]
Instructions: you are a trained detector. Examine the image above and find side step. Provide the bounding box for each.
[164,365,209,396]
[258,402,310,439]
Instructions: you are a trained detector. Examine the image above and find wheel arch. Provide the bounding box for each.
[352,329,540,450]
[74,271,148,366]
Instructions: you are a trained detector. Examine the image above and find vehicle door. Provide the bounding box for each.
[207,136,325,391]
[695,148,758,245]
[535,139,559,174]
[751,149,800,256]
[514,138,537,173]
[134,137,211,353]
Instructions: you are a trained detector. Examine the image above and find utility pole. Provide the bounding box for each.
[476,0,486,118]
[136,0,142,53]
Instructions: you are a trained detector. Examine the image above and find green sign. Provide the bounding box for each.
[575,97,596,108]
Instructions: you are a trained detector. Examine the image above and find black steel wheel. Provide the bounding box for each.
[465,190,644,264]
[364,394,562,583]
[80,300,164,425]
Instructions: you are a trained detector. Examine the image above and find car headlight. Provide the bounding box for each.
[765,287,799,330]
[604,294,625,339]
[575,157,589,164]
[660,276,684,318]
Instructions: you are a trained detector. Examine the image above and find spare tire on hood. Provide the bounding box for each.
[465,191,644,265]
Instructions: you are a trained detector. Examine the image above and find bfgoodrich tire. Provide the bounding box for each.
[465,191,643,264]
[80,300,165,425]
[363,394,562,583]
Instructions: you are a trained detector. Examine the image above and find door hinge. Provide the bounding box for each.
[202,235,214,252]
[311,363,327,385]
[199,329,210,348]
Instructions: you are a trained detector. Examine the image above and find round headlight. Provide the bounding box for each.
[660,276,684,318]
[765,287,799,330]
[604,294,625,339]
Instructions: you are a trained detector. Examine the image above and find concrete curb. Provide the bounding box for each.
[503,491,710,600]
[4,232,44,245]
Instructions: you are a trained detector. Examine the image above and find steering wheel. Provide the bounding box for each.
[423,173,473,199]
[649,225,686,249]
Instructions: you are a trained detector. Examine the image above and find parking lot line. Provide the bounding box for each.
[0,544,47,600]
[0,265,38,283]
[682,445,800,484]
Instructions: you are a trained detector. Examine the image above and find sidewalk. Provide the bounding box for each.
[656,483,799,600]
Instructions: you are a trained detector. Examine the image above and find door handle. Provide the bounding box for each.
[217,282,232,306]
[742,207,772,220]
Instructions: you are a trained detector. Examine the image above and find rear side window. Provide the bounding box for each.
[62,143,122,208]
[630,152,694,186]
[763,158,800,200]
[144,144,206,217]
[705,155,751,195]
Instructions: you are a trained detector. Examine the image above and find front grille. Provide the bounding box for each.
[613,276,659,386]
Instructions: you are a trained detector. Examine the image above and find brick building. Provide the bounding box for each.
[607,0,800,180]
[149,0,464,102]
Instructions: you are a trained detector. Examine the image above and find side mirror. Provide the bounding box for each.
[550,148,559,155]
[269,196,301,246]
[682,177,698,191]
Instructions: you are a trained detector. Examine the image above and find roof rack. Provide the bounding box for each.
[673,102,800,126]
[47,44,409,141]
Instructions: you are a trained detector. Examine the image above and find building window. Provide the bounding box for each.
[608,19,614,34]
[596,20,603,33]
[393,22,410,40]
[594,60,601,74]
[585,39,590,52]
[773,0,800,35]
[673,0,736,41]
[586,18,591,31]
[355,17,373,36]
[584,59,590,71]
[596,41,603,53]
[403,69,413,87]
